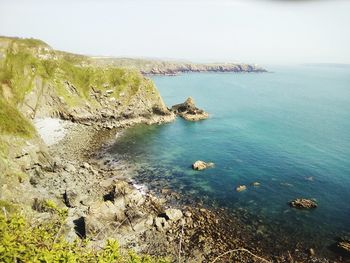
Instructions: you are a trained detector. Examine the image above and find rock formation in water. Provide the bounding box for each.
[192,160,214,170]
[172,97,209,121]
[289,198,317,209]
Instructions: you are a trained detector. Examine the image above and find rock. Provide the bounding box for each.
[154,217,169,232]
[171,97,209,121]
[184,211,192,217]
[236,185,247,192]
[289,198,317,209]
[64,163,76,173]
[338,241,350,254]
[308,248,315,256]
[192,160,214,171]
[251,182,260,187]
[63,189,80,208]
[164,208,183,222]
[82,162,90,169]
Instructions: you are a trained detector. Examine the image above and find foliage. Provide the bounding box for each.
[0,200,169,263]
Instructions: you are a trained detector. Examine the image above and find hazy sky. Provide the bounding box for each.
[1,0,349,64]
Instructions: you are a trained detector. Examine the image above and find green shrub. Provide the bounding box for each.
[0,201,169,263]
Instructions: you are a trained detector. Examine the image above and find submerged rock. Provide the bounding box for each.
[171,97,209,121]
[192,160,214,171]
[289,198,317,209]
[236,185,247,192]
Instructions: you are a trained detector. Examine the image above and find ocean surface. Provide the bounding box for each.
[108,65,350,255]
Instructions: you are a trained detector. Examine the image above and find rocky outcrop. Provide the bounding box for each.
[172,97,209,121]
[192,160,214,171]
[236,185,247,192]
[289,198,317,209]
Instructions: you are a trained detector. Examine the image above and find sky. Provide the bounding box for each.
[0,0,350,64]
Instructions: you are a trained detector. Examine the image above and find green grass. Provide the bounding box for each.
[0,98,35,137]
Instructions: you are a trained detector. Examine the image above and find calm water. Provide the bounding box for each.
[109,65,350,254]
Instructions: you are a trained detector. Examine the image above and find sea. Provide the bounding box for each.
[108,64,350,257]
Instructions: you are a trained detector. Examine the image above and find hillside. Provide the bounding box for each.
[91,57,267,75]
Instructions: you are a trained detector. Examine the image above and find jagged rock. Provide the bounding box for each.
[63,189,80,208]
[192,160,214,171]
[154,217,169,232]
[171,97,209,121]
[289,198,317,209]
[164,208,183,222]
[236,185,247,192]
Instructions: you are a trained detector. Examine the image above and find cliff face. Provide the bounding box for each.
[0,37,173,124]
[0,36,174,195]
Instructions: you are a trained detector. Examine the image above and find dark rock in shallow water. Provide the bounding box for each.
[171,97,209,121]
[289,198,317,209]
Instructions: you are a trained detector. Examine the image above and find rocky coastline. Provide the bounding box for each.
[19,118,344,263]
[1,36,348,262]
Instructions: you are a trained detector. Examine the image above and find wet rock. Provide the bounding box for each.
[171,97,209,121]
[192,160,214,171]
[251,182,260,187]
[164,208,183,222]
[289,198,317,209]
[308,248,315,256]
[236,185,247,192]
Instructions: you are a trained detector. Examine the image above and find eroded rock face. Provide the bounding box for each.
[171,97,209,121]
[289,198,317,209]
[192,160,214,171]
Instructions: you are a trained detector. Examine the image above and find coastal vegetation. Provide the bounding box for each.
[0,200,168,263]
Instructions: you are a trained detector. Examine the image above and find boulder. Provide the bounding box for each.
[289,198,317,209]
[171,97,209,121]
[164,208,183,222]
[192,160,214,171]
[154,217,169,232]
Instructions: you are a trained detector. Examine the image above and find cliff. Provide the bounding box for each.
[0,36,174,202]
[90,57,267,75]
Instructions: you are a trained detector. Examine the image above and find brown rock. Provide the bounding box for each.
[289,198,317,209]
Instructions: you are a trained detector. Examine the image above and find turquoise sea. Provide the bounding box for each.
[109,65,350,256]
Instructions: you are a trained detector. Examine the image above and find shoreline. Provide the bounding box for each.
[32,118,342,263]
